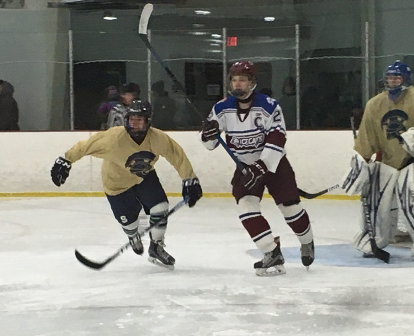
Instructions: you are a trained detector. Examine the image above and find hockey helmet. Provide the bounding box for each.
[227,61,257,99]
[124,100,153,138]
[385,60,412,100]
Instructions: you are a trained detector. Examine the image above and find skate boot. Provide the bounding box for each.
[254,241,285,276]
[301,240,315,269]
[148,239,175,270]
[129,233,144,256]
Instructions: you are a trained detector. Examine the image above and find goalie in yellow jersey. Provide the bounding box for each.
[50,100,202,270]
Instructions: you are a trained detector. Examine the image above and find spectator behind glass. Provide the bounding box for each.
[0,80,19,131]
[97,85,119,130]
[259,87,272,97]
[107,83,140,128]
[151,80,177,130]
[278,77,296,130]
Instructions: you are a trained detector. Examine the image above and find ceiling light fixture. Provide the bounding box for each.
[195,10,211,15]
[264,17,275,22]
[103,10,117,21]
[211,34,221,38]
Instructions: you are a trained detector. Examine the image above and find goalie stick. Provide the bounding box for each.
[74,198,189,270]
[351,115,390,263]
[138,4,337,200]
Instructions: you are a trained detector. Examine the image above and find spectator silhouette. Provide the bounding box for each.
[259,88,272,97]
[151,80,177,130]
[97,85,119,130]
[0,80,19,131]
[107,83,140,128]
[278,77,296,130]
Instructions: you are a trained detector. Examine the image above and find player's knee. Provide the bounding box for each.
[278,202,303,218]
[150,201,169,227]
[238,196,261,216]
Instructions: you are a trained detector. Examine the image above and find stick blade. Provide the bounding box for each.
[75,249,108,270]
[139,3,154,35]
[371,242,391,263]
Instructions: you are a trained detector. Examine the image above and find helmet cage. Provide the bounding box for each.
[384,61,412,100]
[227,61,257,99]
[124,100,153,137]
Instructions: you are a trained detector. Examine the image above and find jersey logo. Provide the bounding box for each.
[230,133,265,149]
[266,97,276,105]
[254,116,264,129]
[381,109,408,143]
[125,151,155,178]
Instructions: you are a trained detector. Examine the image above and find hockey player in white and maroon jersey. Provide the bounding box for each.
[200,61,314,276]
[50,100,202,270]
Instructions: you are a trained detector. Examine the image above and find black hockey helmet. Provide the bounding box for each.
[124,100,153,138]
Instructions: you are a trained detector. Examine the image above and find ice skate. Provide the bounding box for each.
[301,240,315,269]
[129,233,144,256]
[254,243,285,276]
[148,239,175,270]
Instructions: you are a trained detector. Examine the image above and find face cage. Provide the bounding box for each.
[226,75,257,99]
[384,75,410,100]
[125,114,151,137]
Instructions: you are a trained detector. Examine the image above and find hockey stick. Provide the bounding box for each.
[74,198,189,270]
[351,115,390,263]
[138,4,337,199]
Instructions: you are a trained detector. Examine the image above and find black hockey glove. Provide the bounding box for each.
[51,156,72,187]
[201,120,219,141]
[240,160,268,190]
[182,177,202,207]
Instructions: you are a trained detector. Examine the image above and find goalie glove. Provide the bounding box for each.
[182,177,203,207]
[341,151,370,195]
[51,156,72,187]
[240,160,268,190]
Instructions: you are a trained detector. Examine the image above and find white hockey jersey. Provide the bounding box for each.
[201,93,287,173]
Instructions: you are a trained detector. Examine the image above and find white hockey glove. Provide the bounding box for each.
[341,150,370,196]
[400,127,414,157]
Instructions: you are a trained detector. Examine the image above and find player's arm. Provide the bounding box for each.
[51,130,113,187]
[240,101,287,190]
[199,104,224,150]
[157,131,202,207]
[354,101,379,160]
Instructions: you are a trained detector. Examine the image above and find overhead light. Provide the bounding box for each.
[264,17,275,22]
[195,10,211,15]
[103,10,117,21]
[193,23,205,28]
[211,34,221,38]
[189,31,208,36]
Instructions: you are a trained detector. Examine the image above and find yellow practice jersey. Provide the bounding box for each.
[355,86,414,169]
[65,126,196,195]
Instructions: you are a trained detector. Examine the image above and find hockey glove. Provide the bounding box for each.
[51,156,72,187]
[240,160,268,190]
[201,120,219,141]
[182,177,203,207]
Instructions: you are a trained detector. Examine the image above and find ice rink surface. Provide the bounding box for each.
[1,197,414,336]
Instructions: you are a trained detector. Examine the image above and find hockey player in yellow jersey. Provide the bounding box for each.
[343,60,414,259]
[51,100,202,269]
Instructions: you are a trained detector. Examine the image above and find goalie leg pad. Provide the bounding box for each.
[396,164,414,244]
[353,162,399,252]
[342,150,371,196]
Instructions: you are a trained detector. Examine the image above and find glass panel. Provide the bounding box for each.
[226,26,297,130]
[149,27,224,130]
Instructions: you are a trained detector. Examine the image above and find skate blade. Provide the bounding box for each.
[255,265,286,277]
[148,257,174,270]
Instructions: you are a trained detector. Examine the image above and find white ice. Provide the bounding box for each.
[1,197,414,336]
